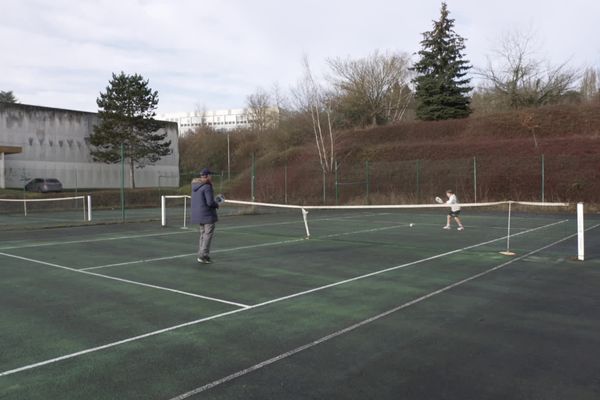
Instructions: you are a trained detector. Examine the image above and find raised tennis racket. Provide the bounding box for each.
[435,196,444,204]
[215,194,225,204]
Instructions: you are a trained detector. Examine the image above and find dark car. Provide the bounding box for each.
[25,178,63,193]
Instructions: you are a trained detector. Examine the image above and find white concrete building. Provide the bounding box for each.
[0,103,179,189]
[157,107,279,136]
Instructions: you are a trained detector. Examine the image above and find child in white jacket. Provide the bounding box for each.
[443,190,464,231]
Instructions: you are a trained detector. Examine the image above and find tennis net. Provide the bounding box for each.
[0,195,92,230]
[163,197,583,260]
[161,195,191,228]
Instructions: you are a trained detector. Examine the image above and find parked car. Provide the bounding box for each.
[25,178,63,193]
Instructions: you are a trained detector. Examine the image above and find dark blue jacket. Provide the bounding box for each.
[191,182,219,224]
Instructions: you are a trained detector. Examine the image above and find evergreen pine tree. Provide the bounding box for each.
[0,90,19,103]
[90,72,171,188]
[412,2,472,120]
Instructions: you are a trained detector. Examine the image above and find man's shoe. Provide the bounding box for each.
[202,256,212,264]
[443,225,451,230]
[197,257,206,264]
[457,226,464,231]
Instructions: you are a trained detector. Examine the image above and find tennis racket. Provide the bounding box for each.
[215,194,225,204]
[435,196,444,204]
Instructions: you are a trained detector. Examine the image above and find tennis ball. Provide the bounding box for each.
[409,223,414,227]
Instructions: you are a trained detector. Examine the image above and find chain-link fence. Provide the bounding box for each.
[222,153,600,205]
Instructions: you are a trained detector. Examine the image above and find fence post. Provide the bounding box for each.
[335,160,339,205]
[284,164,288,204]
[416,159,420,202]
[541,154,545,202]
[251,152,256,202]
[365,160,370,204]
[473,156,477,203]
[219,170,224,193]
[120,143,125,222]
[322,169,326,204]
[227,133,231,182]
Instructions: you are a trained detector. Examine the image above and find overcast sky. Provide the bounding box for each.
[1,0,599,114]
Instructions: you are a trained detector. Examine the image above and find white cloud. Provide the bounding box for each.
[1,0,598,113]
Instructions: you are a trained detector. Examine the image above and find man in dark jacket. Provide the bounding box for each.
[191,168,219,264]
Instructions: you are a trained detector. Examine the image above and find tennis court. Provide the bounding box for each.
[1,201,600,399]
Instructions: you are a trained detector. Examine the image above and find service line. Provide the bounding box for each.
[0,219,574,378]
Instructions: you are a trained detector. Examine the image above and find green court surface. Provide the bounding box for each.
[1,206,600,399]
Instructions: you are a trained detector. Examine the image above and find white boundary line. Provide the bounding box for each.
[80,238,308,270]
[80,223,410,271]
[225,199,569,209]
[0,230,194,251]
[0,207,560,252]
[0,252,249,308]
[0,212,386,251]
[0,307,247,378]
[250,220,569,308]
[0,196,86,203]
[0,220,574,378]
[168,227,588,399]
[80,218,561,272]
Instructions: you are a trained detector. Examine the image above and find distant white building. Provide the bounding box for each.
[157,107,279,136]
[0,103,179,189]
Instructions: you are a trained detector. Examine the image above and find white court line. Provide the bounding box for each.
[0,212,385,251]
[250,220,569,308]
[0,230,193,251]
[80,223,412,271]
[0,252,249,309]
[0,208,545,251]
[169,227,591,399]
[0,220,573,378]
[80,238,307,270]
[81,216,557,271]
[0,307,247,378]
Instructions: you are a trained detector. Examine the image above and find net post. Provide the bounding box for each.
[82,195,86,221]
[24,199,27,217]
[577,202,584,261]
[500,201,516,256]
[301,208,310,238]
[506,201,512,252]
[87,195,92,221]
[161,195,166,227]
[183,195,188,229]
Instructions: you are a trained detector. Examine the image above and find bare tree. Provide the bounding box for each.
[246,88,272,133]
[271,82,289,112]
[292,56,335,174]
[327,51,412,127]
[477,29,579,109]
[190,103,209,133]
[580,67,599,101]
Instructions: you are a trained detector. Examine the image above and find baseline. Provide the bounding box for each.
[0,252,249,308]
[0,220,574,378]
[168,228,586,399]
